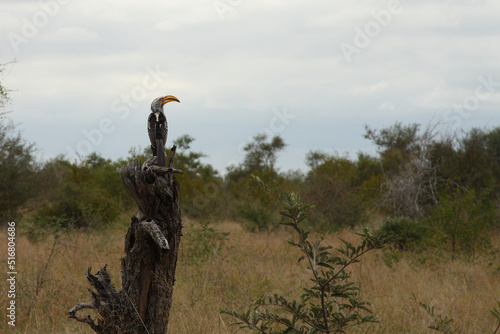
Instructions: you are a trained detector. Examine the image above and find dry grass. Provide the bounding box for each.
[1,219,499,333]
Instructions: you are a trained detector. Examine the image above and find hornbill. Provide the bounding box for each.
[148,95,180,166]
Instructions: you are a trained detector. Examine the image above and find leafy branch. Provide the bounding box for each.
[412,295,458,334]
[492,302,500,334]
[414,296,500,334]
[222,175,392,333]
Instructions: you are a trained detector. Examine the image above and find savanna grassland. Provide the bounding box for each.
[1,217,499,333]
[2,98,500,333]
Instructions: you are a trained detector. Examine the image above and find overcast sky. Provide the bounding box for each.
[1,0,499,174]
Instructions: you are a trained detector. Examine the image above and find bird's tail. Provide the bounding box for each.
[156,138,166,167]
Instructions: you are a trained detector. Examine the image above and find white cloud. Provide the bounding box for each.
[42,26,100,43]
[306,5,373,28]
[1,1,500,172]
[396,2,461,30]
[377,102,395,111]
[348,82,388,96]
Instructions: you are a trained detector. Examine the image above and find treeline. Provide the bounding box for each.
[1,117,499,252]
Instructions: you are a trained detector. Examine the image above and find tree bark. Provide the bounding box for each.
[69,153,183,334]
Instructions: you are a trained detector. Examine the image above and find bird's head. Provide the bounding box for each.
[150,95,180,114]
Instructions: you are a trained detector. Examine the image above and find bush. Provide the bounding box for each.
[225,133,288,231]
[0,119,39,223]
[378,217,429,250]
[182,221,229,265]
[431,186,495,256]
[238,202,278,232]
[167,135,225,219]
[222,176,392,333]
[303,152,367,230]
[24,154,130,236]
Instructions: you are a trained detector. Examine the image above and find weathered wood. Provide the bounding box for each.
[139,219,170,251]
[167,145,178,185]
[69,151,183,334]
[68,302,98,331]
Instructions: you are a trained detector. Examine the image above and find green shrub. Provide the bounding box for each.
[415,296,500,334]
[303,152,367,230]
[225,133,289,231]
[378,217,429,250]
[24,154,128,237]
[238,201,279,232]
[182,221,229,265]
[431,187,494,256]
[169,135,225,219]
[222,176,392,333]
[0,119,39,223]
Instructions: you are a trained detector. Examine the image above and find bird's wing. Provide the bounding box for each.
[158,112,168,145]
[147,113,156,149]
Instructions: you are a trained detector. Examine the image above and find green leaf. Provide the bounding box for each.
[223,176,387,334]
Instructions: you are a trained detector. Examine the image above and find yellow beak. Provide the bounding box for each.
[161,95,180,106]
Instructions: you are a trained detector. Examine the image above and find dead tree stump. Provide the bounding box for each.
[69,151,183,334]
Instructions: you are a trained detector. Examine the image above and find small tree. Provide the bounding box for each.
[168,135,223,218]
[0,120,39,223]
[222,176,391,333]
[242,133,286,175]
[0,64,41,223]
[1,62,13,113]
[431,186,494,257]
[226,133,288,231]
[365,122,442,218]
[303,151,368,229]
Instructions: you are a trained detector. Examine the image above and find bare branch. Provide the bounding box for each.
[146,165,183,177]
[168,145,177,185]
[67,302,98,331]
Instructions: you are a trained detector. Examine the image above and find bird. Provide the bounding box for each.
[148,95,180,166]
